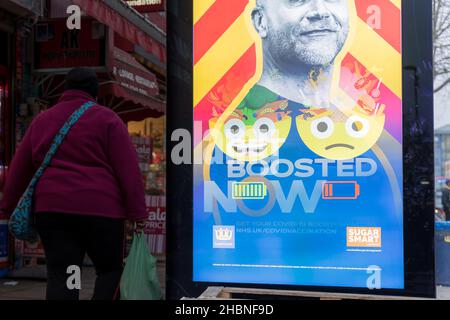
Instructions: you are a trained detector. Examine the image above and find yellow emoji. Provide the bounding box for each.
[210,100,292,162]
[296,105,385,160]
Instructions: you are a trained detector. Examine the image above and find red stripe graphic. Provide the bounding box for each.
[356,0,401,52]
[340,53,402,142]
[194,0,250,64]
[194,45,256,143]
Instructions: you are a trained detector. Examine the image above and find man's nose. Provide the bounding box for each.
[306,0,331,21]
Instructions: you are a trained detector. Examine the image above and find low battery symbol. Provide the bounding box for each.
[232,182,267,200]
[322,181,361,200]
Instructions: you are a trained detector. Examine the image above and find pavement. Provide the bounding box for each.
[0,265,449,300]
[438,286,450,299]
[0,261,166,300]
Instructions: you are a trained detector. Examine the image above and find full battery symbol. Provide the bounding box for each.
[322,181,360,200]
[232,182,267,200]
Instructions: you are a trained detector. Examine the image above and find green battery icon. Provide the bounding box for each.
[232,182,267,200]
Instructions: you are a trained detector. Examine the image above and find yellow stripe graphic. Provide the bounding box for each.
[390,0,401,10]
[194,13,254,106]
[349,18,402,98]
[194,0,216,24]
[195,15,400,107]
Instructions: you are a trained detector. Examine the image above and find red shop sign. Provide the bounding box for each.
[22,240,45,258]
[126,0,165,13]
[35,18,106,69]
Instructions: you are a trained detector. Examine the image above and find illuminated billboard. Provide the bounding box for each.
[192,0,404,290]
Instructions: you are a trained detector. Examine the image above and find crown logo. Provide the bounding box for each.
[215,227,233,241]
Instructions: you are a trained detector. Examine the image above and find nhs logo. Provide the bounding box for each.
[213,226,235,249]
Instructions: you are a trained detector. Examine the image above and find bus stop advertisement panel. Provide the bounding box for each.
[166,0,435,299]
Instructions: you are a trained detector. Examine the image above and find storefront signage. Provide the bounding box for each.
[132,135,152,164]
[35,18,105,69]
[22,240,45,258]
[113,48,159,99]
[145,195,166,254]
[126,0,165,12]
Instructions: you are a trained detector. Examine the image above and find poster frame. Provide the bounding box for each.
[166,0,435,299]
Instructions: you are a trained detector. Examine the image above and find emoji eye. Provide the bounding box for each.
[311,117,334,139]
[346,115,370,138]
[224,119,245,140]
[253,117,276,139]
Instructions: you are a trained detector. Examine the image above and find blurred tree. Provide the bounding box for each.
[434,0,450,93]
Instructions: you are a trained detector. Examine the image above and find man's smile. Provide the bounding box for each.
[325,143,355,150]
[300,29,337,37]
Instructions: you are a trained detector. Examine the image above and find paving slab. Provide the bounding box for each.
[0,262,166,300]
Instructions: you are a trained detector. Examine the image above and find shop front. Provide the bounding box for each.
[8,0,166,273]
[0,0,44,277]
[128,115,166,256]
[0,64,11,276]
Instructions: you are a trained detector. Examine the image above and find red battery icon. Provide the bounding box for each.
[322,181,361,200]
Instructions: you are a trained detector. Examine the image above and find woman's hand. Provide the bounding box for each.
[134,219,147,234]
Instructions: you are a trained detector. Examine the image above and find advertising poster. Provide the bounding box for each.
[145,195,166,254]
[193,0,404,289]
[22,241,45,258]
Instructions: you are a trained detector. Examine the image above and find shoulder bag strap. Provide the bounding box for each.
[28,101,96,189]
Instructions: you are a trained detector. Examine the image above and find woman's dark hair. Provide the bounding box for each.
[66,67,99,98]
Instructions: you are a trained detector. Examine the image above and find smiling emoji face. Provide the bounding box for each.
[210,100,291,162]
[296,106,385,160]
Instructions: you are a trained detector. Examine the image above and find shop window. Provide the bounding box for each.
[0,31,10,66]
[127,116,166,257]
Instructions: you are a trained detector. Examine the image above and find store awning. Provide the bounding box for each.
[73,0,166,64]
[112,47,159,98]
[99,47,165,120]
[99,82,164,114]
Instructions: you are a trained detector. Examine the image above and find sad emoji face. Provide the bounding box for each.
[210,100,292,162]
[296,106,385,160]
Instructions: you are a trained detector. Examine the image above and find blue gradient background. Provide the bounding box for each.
[193,100,404,289]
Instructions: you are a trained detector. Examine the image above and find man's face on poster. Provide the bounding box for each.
[254,0,350,68]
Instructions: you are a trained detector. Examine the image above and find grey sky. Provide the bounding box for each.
[435,88,450,130]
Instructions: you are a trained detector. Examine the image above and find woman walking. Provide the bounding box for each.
[0,67,148,300]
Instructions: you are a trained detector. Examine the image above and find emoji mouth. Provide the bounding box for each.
[325,144,355,150]
[232,143,268,154]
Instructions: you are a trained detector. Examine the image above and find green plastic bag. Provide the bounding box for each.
[120,232,163,300]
